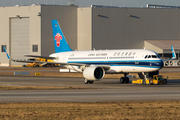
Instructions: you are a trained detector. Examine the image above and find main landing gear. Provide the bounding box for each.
[120,73,129,83]
[84,78,94,84]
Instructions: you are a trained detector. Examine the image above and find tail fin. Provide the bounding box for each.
[51,20,73,53]
[171,46,176,59]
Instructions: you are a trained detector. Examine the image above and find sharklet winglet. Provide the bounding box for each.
[3,47,11,60]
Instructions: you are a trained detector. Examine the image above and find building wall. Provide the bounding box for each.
[41,5,77,56]
[1,6,180,66]
[77,7,92,50]
[144,41,163,53]
[0,5,41,66]
[92,8,180,50]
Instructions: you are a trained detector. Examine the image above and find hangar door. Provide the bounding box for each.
[10,18,30,65]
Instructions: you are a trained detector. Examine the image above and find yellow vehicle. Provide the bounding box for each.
[132,75,167,85]
[152,75,167,84]
[23,58,43,67]
[23,58,60,67]
[46,59,60,67]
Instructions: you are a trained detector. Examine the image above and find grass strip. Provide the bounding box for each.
[0,86,95,90]
[0,101,179,120]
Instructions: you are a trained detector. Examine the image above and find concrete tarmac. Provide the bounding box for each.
[0,67,180,72]
[0,76,180,103]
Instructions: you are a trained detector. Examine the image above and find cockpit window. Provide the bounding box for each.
[145,55,159,59]
[152,55,157,58]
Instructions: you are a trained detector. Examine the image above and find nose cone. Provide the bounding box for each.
[152,59,163,69]
[159,59,164,69]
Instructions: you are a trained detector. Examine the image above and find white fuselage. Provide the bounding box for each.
[49,49,164,73]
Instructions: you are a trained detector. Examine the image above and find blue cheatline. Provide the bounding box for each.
[51,20,73,53]
[68,60,163,63]
[67,60,163,64]
[67,60,163,68]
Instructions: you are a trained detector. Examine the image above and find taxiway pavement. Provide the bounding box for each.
[0,76,180,103]
[0,67,180,72]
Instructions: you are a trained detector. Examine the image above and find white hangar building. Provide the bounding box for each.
[0,4,180,66]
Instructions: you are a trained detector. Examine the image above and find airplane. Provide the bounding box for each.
[4,20,176,84]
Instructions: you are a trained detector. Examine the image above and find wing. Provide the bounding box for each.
[24,55,57,59]
[3,47,87,66]
[3,47,111,70]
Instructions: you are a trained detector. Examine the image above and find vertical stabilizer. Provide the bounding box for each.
[171,46,176,59]
[51,20,73,53]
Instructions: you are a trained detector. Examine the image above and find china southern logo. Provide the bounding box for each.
[54,33,62,47]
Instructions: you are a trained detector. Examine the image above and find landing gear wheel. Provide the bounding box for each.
[125,77,129,83]
[164,79,167,84]
[120,77,124,83]
[89,81,94,84]
[84,79,89,84]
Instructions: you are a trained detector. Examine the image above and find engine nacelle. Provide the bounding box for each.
[83,66,105,80]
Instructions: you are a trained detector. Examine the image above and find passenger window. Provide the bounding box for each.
[125,52,128,55]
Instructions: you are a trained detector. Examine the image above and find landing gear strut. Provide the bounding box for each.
[84,78,94,84]
[120,73,129,83]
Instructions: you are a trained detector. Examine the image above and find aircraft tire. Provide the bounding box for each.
[120,77,124,83]
[89,81,94,84]
[84,78,89,84]
[125,77,129,83]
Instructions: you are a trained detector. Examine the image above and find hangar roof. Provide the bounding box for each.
[146,40,180,50]
[145,40,180,53]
